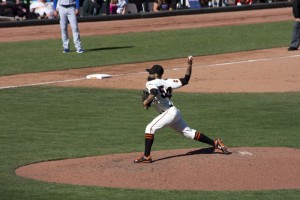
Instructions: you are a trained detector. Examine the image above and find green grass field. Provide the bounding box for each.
[0,20,293,76]
[1,20,300,199]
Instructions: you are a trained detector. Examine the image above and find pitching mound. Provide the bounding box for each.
[16,147,300,191]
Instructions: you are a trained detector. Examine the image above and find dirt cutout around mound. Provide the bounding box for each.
[16,147,300,191]
[5,7,300,191]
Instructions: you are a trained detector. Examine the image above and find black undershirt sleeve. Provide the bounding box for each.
[150,88,158,96]
[179,74,190,86]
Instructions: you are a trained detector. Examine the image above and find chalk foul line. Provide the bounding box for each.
[0,78,86,90]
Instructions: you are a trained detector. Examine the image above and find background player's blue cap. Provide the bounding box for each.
[146,65,164,75]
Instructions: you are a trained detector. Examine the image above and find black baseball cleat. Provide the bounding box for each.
[214,138,231,155]
[288,47,298,51]
[62,48,70,53]
[134,155,152,163]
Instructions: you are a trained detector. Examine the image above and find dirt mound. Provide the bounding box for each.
[16,147,300,191]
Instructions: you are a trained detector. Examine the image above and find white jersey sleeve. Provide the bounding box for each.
[165,78,183,89]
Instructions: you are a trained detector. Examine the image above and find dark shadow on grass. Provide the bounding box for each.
[152,147,218,163]
[85,46,134,52]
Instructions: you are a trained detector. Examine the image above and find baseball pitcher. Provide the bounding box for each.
[135,56,231,163]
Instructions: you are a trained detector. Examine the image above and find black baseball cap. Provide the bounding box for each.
[146,65,164,75]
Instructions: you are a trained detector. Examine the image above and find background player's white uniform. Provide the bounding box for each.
[53,0,83,52]
[145,78,196,139]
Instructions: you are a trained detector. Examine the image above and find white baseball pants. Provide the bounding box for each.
[145,107,196,139]
[59,6,82,50]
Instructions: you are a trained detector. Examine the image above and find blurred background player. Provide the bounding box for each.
[288,0,300,51]
[53,0,84,53]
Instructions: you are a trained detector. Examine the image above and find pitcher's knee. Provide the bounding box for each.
[145,125,156,134]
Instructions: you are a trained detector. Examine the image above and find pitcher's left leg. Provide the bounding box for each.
[134,110,176,163]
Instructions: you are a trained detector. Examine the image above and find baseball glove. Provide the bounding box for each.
[142,90,152,109]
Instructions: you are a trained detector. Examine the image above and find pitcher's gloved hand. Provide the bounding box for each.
[142,90,152,109]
